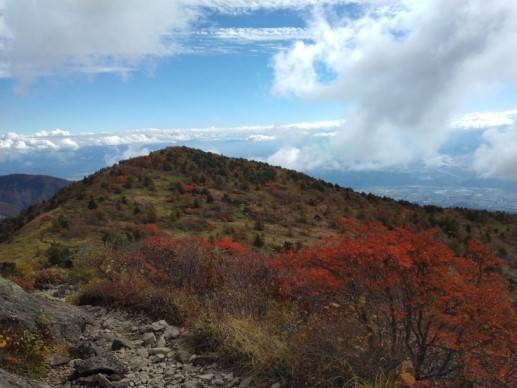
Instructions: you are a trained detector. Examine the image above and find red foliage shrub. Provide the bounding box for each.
[215,238,247,255]
[182,184,194,193]
[145,223,161,236]
[84,235,272,322]
[271,219,516,385]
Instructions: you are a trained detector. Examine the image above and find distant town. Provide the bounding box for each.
[361,186,517,214]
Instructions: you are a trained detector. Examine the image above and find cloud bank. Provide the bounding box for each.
[0,120,339,159]
[272,0,517,174]
[473,118,517,181]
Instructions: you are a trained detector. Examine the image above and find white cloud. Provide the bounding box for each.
[472,108,517,180]
[0,0,196,82]
[200,27,310,43]
[191,0,359,13]
[267,147,301,168]
[0,0,369,82]
[451,110,517,130]
[0,119,340,156]
[104,144,150,166]
[34,129,71,137]
[272,0,517,171]
[60,138,79,151]
[473,125,517,181]
[247,134,276,142]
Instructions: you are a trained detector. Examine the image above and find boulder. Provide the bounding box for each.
[163,325,180,339]
[70,341,99,359]
[150,320,168,332]
[48,353,71,367]
[149,347,171,355]
[111,338,132,351]
[199,373,214,381]
[0,276,87,343]
[70,354,128,380]
[142,332,156,346]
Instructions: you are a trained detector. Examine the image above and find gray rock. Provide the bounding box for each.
[163,325,180,339]
[48,353,71,367]
[150,320,168,332]
[0,276,87,344]
[75,373,113,387]
[156,335,166,348]
[0,368,39,388]
[71,341,99,359]
[99,331,116,341]
[70,354,128,380]
[239,376,253,388]
[270,383,282,388]
[112,380,131,388]
[183,382,198,388]
[112,338,132,351]
[102,318,115,329]
[199,373,214,381]
[149,347,171,355]
[142,332,157,346]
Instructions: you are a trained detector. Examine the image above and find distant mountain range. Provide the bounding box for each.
[0,174,70,218]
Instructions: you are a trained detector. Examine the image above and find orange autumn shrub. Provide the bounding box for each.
[271,219,516,385]
[79,220,515,385]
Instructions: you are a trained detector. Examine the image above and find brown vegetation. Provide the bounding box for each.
[75,221,515,386]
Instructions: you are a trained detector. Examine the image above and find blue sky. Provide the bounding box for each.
[0,3,348,134]
[0,53,343,133]
[1,0,517,195]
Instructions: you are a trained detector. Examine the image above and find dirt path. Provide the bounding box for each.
[35,292,247,388]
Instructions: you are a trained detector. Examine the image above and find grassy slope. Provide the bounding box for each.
[0,147,516,281]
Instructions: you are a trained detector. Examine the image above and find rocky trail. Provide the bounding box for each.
[1,282,257,388]
[43,305,241,388]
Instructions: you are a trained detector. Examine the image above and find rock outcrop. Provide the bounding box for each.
[0,277,87,343]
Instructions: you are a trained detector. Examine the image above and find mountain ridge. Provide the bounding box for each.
[0,146,515,282]
[0,174,70,218]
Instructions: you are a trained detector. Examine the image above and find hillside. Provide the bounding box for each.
[0,146,516,281]
[0,174,70,218]
[0,147,516,386]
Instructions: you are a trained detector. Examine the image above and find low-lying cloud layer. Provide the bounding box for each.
[0,120,340,159]
[2,112,516,181]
